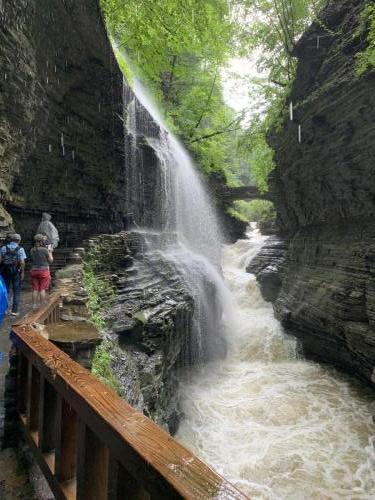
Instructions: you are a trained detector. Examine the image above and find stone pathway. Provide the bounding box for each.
[0,289,33,446]
[0,448,36,499]
[0,287,34,499]
[0,248,80,498]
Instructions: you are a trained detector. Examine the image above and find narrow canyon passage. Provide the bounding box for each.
[177,228,375,499]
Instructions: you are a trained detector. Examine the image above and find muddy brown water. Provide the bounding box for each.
[46,321,99,342]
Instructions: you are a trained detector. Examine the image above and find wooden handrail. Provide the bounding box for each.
[15,292,62,326]
[11,295,248,499]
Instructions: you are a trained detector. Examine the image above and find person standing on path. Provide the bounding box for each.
[30,234,53,308]
[0,234,26,316]
[37,213,59,250]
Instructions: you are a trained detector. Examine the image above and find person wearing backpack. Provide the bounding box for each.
[0,233,26,316]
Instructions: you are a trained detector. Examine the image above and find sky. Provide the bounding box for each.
[222,52,268,125]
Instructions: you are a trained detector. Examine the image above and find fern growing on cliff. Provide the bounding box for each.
[82,247,115,330]
[92,340,121,394]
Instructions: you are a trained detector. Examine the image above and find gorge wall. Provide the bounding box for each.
[1,0,238,246]
[268,0,375,385]
[1,0,126,244]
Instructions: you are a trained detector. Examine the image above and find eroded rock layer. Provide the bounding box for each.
[275,223,375,383]
[268,0,375,384]
[247,235,287,303]
[85,232,195,433]
[1,0,125,242]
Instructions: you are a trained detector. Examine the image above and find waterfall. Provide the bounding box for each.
[122,72,233,363]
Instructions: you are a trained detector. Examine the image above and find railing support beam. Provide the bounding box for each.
[55,397,78,484]
[77,422,109,499]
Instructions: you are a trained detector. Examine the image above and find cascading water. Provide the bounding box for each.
[123,72,233,363]
[122,66,375,498]
[177,227,375,499]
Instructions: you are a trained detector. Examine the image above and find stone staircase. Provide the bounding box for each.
[50,245,85,277]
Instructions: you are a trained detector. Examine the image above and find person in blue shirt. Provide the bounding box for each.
[0,233,26,316]
[0,275,8,324]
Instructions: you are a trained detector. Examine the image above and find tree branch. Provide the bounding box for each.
[188,127,242,144]
[164,54,177,104]
[189,68,218,137]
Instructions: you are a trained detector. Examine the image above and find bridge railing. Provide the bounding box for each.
[11,293,248,500]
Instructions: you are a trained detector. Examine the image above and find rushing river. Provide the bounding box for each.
[177,228,375,499]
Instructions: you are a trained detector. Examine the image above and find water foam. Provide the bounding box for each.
[177,228,375,499]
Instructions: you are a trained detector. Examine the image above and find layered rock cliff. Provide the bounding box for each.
[82,232,197,433]
[268,0,375,384]
[1,0,125,243]
[1,0,241,245]
[247,235,287,303]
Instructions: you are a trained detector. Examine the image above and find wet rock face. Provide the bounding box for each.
[269,0,375,384]
[247,236,287,303]
[219,211,248,243]
[208,174,247,243]
[269,0,375,235]
[86,232,196,433]
[274,223,375,383]
[1,0,125,241]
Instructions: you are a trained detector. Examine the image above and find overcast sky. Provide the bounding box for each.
[222,52,268,125]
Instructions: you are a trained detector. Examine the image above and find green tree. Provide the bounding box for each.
[235,0,324,190]
[101,0,325,191]
[101,0,250,185]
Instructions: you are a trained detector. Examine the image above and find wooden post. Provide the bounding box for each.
[39,378,58,453]
[77,421,110,500]
[55,396,78,484]
[107,458,150,500]
[17,352,28,414]
[27,364,41,443]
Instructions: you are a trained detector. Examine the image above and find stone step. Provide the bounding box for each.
[117,273,154,286]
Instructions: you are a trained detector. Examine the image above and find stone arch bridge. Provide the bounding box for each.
[216,185,271,203]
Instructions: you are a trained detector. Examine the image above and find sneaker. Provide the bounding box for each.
[10,312,19,317]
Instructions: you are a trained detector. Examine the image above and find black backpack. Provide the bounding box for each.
[1,245,20,277]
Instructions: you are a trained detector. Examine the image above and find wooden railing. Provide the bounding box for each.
[10,294,248,499]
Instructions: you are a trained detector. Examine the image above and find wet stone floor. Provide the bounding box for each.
[0,289,34,499]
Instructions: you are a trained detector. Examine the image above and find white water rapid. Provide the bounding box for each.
[177,227,375,499]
